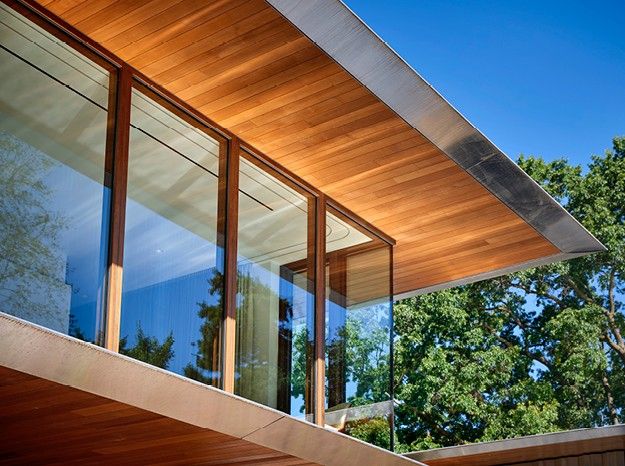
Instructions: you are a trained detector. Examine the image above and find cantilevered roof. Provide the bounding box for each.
[30,0,604,297]
[0,313,421,466]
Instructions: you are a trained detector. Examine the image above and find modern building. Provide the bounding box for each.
[0,0,604,464]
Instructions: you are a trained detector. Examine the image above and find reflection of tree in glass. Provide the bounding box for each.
[292,306,391,407]
[68,313,88,342]
[336,308,390,402]
[0,133,68,326]
[119,324,174,369]
[183,270,223,385]
[323,305,392,448]
[340,311,392,450]
[291,326,309,411]
[343,312,390,405]
[235,271,282,400]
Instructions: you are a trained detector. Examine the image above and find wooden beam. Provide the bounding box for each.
[314,194,326,426]
[103,66,131,352]
[304,197,316,418]
[388,244,395,452]
[220,137,240,393]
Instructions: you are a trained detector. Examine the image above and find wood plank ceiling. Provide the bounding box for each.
[0,366,319,465]
[37,0,560,296]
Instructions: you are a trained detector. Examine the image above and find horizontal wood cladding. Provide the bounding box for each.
[419,451,624,466]
[37,0,560,296]
[0,366,318,465]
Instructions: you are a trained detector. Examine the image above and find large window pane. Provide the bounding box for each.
[0,5,110,343]
[120,87,224,384]
[325,208,393,448]
[236,152,315,419]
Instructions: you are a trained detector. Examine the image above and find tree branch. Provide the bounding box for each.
[602,268,625,364]
[600,369,619,425]
[511,281,565,308]
[563,275,595,304]
[482,323,553,370]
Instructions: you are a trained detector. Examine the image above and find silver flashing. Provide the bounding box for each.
[266,0,605,255]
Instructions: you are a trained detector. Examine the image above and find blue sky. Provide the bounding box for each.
[343,0,625,167]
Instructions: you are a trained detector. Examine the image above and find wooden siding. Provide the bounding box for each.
[0,365,319,465]
[508,451,625,466]
[36,0,560,296]
[419,451,625,466]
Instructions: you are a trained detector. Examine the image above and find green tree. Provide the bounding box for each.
[0,134,68,324]
[342,312,391,405]
[119,324,174,369]
[183,270,223,385]
[394,137,625,450]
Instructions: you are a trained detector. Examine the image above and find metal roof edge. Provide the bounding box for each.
[266,0,605,255]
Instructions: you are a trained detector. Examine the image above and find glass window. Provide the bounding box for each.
[119,87,225,384]
[235,152,315,420]
[325,208,393,448]
[0,5,111,343]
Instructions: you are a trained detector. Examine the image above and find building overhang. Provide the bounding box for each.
[18,0,604,297]
[0,313,420,466]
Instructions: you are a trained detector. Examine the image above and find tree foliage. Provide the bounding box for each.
[119,324,174,370]
[0,134,67,321]
[393,137,625,450]
[183,270,223,385]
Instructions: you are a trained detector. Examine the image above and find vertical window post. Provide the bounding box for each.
[220,137,240,392]
[103,66,131,352]
[389,244,395,451]
[314,194,326,425]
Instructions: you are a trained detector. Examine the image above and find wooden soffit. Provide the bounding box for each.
[31,0,604,297]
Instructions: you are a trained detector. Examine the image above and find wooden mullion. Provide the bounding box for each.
[220,137,240,393]
[314,194,327,425]
[305,197,316,418]
[103,66,131,352]
[389,244,395,451]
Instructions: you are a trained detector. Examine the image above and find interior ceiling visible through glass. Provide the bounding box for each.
[123,90,222,293]
[0,5,109,176]
[0,6,110,295]
[238,157,372,267]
